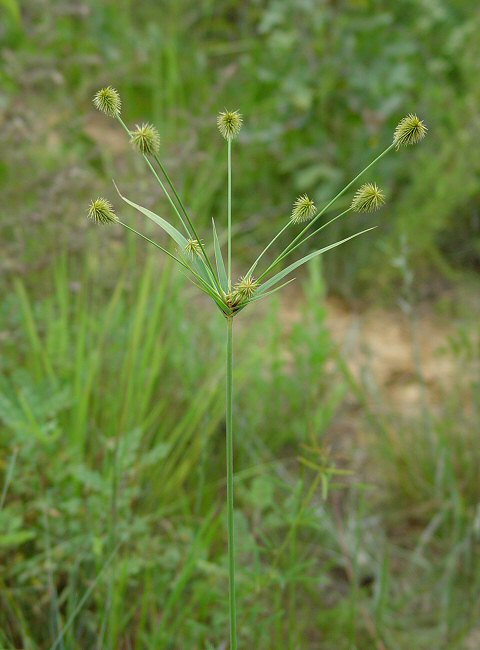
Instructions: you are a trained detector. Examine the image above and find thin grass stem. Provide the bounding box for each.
[247,221,291,277]
[225,316,237,649]
[227,139,232,289]
[152,154,219,286]
[116,117,191,234]
[116,116,221,292]
[258,208,353,280]
[259,143,395,279]
[119,222,220,300]
[156,164,219,288]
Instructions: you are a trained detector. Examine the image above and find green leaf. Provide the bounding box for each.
[114,181,188,249]
[212,218,228,292]
[257,227,376,295]
[0,0,21,24]
[0,530,36,547]
[250,278,296,303]
[114,182,216,290]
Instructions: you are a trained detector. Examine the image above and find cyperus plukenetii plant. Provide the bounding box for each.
[88,88,427,648]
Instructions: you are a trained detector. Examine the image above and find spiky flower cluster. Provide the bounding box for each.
[234,275,258,300]
[87,87,426,321]
[393,114,427,149]
[185,239,202,257]
[217,110,243,140]
[291,194,316,224]
[93,87,121,118]
[130,123,161,155]
[87,198,118,224]
[351,183,385,212]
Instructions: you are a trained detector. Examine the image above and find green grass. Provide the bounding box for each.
[1,0,480,646]
[0,254,479,648]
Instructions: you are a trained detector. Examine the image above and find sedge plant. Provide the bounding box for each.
[87,87,427,648]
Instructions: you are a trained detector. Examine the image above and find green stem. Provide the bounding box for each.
[118,222,188,270]
[257,208,352,282]
[226,317,237,649]
[117,117,190,235]
[153,153,220,291]
[143,155,191,236]
[227,139,232,290]
[119,222,221,300]
[260,143,395,280]
[116,116,221,292]
[247,221,291,278]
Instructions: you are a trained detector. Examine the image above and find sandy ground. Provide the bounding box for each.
[280,291,458,418]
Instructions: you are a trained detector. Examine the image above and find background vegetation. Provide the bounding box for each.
[1,1,479,648]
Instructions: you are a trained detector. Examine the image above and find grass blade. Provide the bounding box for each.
[115,182,218,289]
[212,218,228,292]
[257,227,377,295]
[114,181,188,249]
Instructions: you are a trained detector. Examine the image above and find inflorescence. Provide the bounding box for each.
[291,194,317,224]
[130,123,161,155]
[185,239,203,257]
[234,275,258,300]
[351,182,385,213]
[89,88,428,315]
[217,110,243,141]
[92,86,121,118]
[393,113,428,149]
[87,197,118,224]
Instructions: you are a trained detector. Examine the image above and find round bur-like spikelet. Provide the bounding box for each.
[351,183,385,213]
[217,110,243,140]
[93,86,121,117]
[234,275,259,301]
[393,113,427,149]
[130,123,161,155]
[185,239,202,257]
[291,194,316,224]
[87,198,118,225]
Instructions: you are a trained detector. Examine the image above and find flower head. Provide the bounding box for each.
[217,110,243,140]
[92,87,121,118]
[291,194,316,224]
[87,198,118,225]
[393,113,427,149]
[350,183,385,213]
[234,275,259,301]
[130,123,161,155]
[185,239,203,257]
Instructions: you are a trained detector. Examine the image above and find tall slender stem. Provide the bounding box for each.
[247,221,291,278]
[152,153,220,290]
[256,208,352,283]
[116,116,190,236]
[260,143,395,280]
[227,139,232,290]
[226,316,237,649]
[116,116,221,292]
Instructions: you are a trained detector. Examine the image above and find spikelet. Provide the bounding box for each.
[87,198,118,224]
[291,194,316,224]
[185,239,203,257]
[130,123,161,155]
[350,183,385,213]
[92,87,121,118]
[234,275,259,301]
[393,114,428,149]
[217,110,243,140]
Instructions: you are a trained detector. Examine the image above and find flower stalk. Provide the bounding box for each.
[225,316,237,650]
[228,139,232,290]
